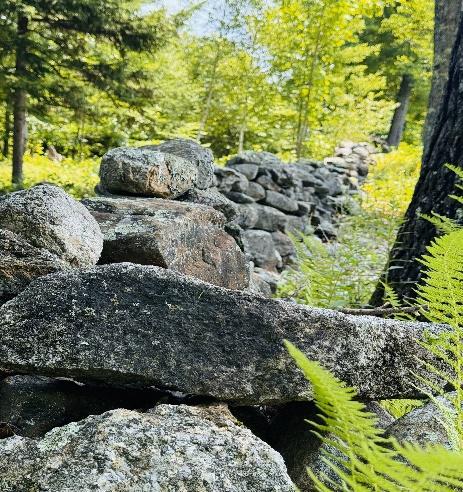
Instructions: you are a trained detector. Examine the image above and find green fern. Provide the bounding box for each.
[446,164,463,206]
[285,341,463,491]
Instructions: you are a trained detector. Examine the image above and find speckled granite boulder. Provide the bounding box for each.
[0,405,295,492]
[0,263,448,404]
[83,197,249,290]
[386,394,458,449]
[0,185,102,301]
[142,138,215,190]
[99,147,198,198]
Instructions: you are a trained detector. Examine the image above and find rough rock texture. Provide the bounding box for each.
[141,138,215,190]
[386,395,458,449]
[83,197,248,290]
[242,230,281,272]
[99,147,198,198]
[0,405,294,492]
[178,188,239,222]
[0,375,160,438]
[0,229,69,302]
[214,143,377,291]
[0,185,102,301]
[0,264,448,405]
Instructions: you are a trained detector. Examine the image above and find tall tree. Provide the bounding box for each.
[0,0,171,187]
[372,9,463,304]
[423,0,460,154]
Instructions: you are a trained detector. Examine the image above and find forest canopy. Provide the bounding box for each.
[0,0,434,168]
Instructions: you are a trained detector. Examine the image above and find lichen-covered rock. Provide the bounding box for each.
[0,375,159,438]
[0,229,69,302]
[0,185,102,300]
[178,188,239,222]
[0,264,449,404]
[83,197,249,290]
[0,405,294,492]
[386,395,458,449]
[99,147,198,198]
[142,138,215,190]
[0,185,102,266]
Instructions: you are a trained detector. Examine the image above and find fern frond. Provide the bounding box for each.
[285,341,463,491]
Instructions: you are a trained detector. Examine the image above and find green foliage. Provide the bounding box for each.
[286,341,463,491]
[277,212,399,309]
[0,154,98,198]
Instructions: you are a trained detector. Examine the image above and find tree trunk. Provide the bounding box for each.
[386,74,413,148]
[423,0,461,155]
[2,104,11,157]
[371,13,463,305]
[12,14,28,187]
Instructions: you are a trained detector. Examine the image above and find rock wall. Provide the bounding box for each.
[0,138,442,492]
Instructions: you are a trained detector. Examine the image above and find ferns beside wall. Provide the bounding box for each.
[285,227,463,490]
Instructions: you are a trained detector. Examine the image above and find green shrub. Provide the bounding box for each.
[0,154,99,199]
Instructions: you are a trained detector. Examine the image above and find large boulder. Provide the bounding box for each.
[99,147,198,198]
[0,405,294,491]
[0,264,448,405]
[0,185,102,301]
[141,138,215,190]
[83,197,248,290]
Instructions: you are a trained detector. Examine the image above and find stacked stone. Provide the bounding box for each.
[214,142,377,291]
[0,138,450,492]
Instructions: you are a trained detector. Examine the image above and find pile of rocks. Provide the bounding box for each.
[215,141,376,290]
[0,138,452,491]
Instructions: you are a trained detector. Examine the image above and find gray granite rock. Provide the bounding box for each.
[247,182,266,201]
[99,147,198,198]
[0,185,102,301]
[264,191,299,213]
[224,191,256,204]
[253,204,288,232]
[142,138,215,189]
[0,264,448,405]
[243,230,281,272]
[0,405,295,491]
[215,167,249,193]
[0,229,69,303]
[178,188,239,222]
[84,197,248,290]
[228,163,259,180]
[386,395,458,449]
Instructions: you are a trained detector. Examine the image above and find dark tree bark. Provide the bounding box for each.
[372,13,463,305]
[2,104,11,157]
[423,0,461,155]
[12,14,28,188]
[386,74,413,148]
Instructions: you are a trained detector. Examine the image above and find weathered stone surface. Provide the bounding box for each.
[0,264,448,405]
[0,375,160,438]
[0,230,69,303]
[272,231,296,259]
[224,191,255,204]
[228,151,282,167]
[386,395,457,449]
[0,405,294,491]
[215,167,249,193]
[247,181,266,201]
[264,191,299,213]
[227,163,259,180]
[0,185,102,268]
[142,138,215,190]
[178,188,239,222]
[253,204,288,232]
[236,204,259,229]
[99,147,198,198]
[248,272,273,298]
[243,230,281,272]
[83,197,248,290]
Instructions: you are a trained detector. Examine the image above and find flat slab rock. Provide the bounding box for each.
[0,264,447,405]
[0,405,294,492]
[83,197,248,290]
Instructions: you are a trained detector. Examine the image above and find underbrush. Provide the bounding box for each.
[0,154,99,198]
